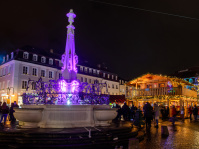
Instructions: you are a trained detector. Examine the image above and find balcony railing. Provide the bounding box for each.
[126,87,197,98]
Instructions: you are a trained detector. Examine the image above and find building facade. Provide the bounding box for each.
[0,48,127,106]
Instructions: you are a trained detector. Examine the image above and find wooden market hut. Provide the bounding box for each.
[125,73,198,117]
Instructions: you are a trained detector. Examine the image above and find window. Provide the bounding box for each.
[112,84,114,89]
[89,79,91,83]
[32,68,37,76]
[89,68,92,74]
[103,73,105,77]
[81,77,83,82]
[11,52,14,59]
[84,67,88,73]
[108,84,110,88]
[108,74,110,79]
[32,82,36,90]
[8,65,11,74]
[6,55,9,61]
[7,80,10,88]
[112,75,114,80]
[49,71,53,78]
[2,82,5,90]
[23,66,28,74]
[22,81,28,89]
[6,66,9,74]
[23,52,29,59]
[41,70,45,77]
[116,85,118,89]
[59,73,62,79]
[0,83,1,90]
[97,70,100,75]
[80,66,83,72]
[33,54,38,61]
[41,56,46,63]
[85,78,87,82]
[0,69,2,76]
[49,58,53,65]
[3,67,6,76]
[93,69,96,74]
[3,57,5,63]
[116,76,118,80]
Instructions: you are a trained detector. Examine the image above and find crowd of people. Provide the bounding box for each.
[112,101,199,129]
[0,101,19,125]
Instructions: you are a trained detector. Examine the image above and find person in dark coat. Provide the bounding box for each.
[122,102,130,121]
[112,102,121,121]
[9,103,16,123]
[0,102,9,125]
[130,104,136,119]
[13,101,19,108]
[143,102,153,129]
[188,106,193,121]
[193,105,198,121]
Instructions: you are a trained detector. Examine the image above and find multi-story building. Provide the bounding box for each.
[0,46,127,106]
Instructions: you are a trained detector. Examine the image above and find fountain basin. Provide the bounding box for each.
[14,105,117,128]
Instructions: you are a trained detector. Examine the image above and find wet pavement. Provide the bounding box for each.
[139,119,199,149]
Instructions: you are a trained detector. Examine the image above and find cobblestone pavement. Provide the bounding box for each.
[139,119,199,149]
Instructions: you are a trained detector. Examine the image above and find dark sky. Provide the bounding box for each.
[0,0,199,80]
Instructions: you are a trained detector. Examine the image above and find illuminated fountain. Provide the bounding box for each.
[14,9,117,128]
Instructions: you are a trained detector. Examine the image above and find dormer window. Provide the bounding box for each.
[108,74,110,79]
[93,69,96,74]
[41,56,46,63]
[116,76,118,80]
[80,66,83,72]
[103,73,106,77]
[112,75,114,79]
[3,57,5,63]
[84,67,88,73]
[33,54,38,61]
[89,68,92,74]
[11,52,14,59]
[6,55,9,61]
[97,70,100,75]
[49,58,53,65]
[23,52,29,59]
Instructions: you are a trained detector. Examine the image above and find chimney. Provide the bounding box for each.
[50,49,53,53]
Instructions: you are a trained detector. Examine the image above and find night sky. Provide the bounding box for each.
[1,0,199,80]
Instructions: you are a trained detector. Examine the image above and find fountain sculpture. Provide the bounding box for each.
[14,9,117,128]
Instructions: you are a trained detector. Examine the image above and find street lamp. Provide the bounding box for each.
[7,87,14,106]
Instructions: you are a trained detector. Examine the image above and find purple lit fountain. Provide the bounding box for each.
[14,9,117,128]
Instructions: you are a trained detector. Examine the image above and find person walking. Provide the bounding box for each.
[181,106,185,122]
[143,102,153,129]
[171,105,177,126]
[188,106,193,121]
[9,103,16,123]
[193,105,198,122]
[154,103,160,128]
[0,102,9,125]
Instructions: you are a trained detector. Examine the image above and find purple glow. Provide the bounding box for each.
[59,80,67,92]
[71,80,79,93]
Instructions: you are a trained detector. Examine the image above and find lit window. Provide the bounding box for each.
[103,73,105,77]
[116,85,118,89]
[80,66,83,72]
[49,71,53,78]
[41,70,45,77]
[108,74,110,79]
[84,67,87,73]
[97,70,100,75]
[49,58,53,65]
[23,66,28,74]
[116,76,118,80]
[93,69,96,74]
[0,69,2,76]
[8,65,11,74]
[6,66,9,74]
[22,81,28,89]
[89,68,92,74]
[23,52,29,59]
[3,67,6,76]
[32,68,37,76]
[108,84,110,88]
[112,84,114,89]
[33,54,38,61]
[81,77,83,82]
[112,75,114,79]
[41,56,46,63]
[3,57,5,63]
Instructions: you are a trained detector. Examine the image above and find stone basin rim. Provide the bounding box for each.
[14,108,44,110]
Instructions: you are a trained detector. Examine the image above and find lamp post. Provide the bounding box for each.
[7,87,14,106]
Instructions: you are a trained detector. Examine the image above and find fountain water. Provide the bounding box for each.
[14,9,117,128]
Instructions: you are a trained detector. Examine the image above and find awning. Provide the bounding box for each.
[109,95,126,103]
